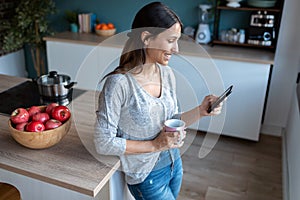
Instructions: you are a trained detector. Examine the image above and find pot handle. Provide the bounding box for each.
[64,81,77,89]
[49,71,58,78]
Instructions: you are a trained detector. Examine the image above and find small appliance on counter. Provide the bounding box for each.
[195,4,212,44]
[250,10,275,27]
[247,10,276,46]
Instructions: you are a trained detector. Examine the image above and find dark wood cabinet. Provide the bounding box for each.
[212,0,285,50]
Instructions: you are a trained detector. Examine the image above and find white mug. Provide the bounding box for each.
[164,119,185,144]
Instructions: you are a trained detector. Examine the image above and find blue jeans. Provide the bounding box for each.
[127,149,183,200]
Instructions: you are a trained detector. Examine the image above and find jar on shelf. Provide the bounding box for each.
[220,30,229,42]
[228,28,238,43]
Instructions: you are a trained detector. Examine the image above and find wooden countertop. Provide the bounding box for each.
[44,31,275,65]
[0,74,120,197]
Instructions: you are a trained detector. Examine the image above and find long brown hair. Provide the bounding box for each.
[103,2,183,79]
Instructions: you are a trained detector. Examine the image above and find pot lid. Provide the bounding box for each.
[37,71,71,85]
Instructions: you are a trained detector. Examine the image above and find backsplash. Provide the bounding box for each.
[0,0,19,56]
[50,0,210,33]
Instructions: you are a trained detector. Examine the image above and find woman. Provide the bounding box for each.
[94,2,222,199]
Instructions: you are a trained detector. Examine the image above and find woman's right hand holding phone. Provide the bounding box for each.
[199,94,223,116]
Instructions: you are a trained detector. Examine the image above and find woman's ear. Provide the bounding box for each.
[141,31,151,46]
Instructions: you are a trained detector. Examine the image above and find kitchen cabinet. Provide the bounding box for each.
[45,32,274,141]
[0,49,27,77]
[46,42,94,81]
[46,41,122,90]
[212,0,284,50]
[170,54,270,141]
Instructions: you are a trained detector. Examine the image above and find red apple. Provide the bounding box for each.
[45,103,59,115]
[10,108,29,124]
[32,112,50,123]
[15,122,28,131]
[26,121,45,132]
[27,106,42,118]
[51,105,71,122]
[45,119,62,130]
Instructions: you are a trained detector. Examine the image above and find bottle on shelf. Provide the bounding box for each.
[238,29,245,43]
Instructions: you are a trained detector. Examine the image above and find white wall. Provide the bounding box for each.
[284,83,300,200]
[268,1,300,199]
[262,0,300,135]
[0,49,27,77]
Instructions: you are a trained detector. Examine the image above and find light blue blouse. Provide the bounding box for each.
[94,64,180,185]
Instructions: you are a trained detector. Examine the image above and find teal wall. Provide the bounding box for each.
[50,0,213,33]
[218,10,250,31]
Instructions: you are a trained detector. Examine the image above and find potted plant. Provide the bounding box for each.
[2,0,56,77]
[65,10,79,32]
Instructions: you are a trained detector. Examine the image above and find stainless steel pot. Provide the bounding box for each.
[36,71,77,98]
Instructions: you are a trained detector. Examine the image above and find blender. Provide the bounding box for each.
[195,4,212,44]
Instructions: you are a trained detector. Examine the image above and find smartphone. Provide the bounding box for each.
[207,85,233,113]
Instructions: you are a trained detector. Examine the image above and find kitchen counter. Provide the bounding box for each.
[0,74,119,199]
[44,31,275,65]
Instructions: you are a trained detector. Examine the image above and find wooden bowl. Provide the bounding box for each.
[8,106,71,149]
[95,28,116,36]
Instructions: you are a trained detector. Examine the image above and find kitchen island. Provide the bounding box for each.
[0,74,120,200]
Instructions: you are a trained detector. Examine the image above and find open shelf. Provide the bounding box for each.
[212,0,284,50]
[216,5,281,12]
[212,40,275,49]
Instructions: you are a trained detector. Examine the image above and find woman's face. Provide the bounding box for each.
[145,22,181,66]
